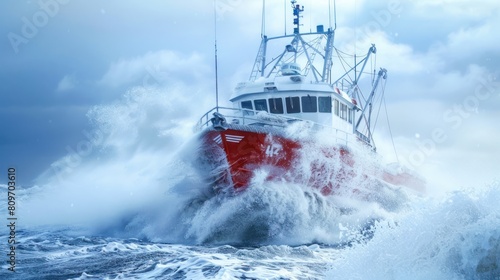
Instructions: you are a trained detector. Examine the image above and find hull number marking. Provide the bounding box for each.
[265,144,281,157]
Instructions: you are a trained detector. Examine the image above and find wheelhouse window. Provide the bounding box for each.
[301,96,317,112]
[285,97,300,113]
[348,108,353,123]
[340,104,347,120]
[254,99,268,112]
[334,99,340,116]
[241,101,253,110]
[268,98,284,114]
[241,100,254,116]
[318,96,332,113]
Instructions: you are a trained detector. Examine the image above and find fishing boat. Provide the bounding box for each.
[195,1,425,197]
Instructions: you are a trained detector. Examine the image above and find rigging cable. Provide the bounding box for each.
[375,78,400,164]
[372,81,384,132]
[384,86,400,164]
[334,47,354,85]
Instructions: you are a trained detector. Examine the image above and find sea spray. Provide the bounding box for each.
[17,85,411,246]
[148,122,411,245]
[326,181,500,280]
[18,86,212,230]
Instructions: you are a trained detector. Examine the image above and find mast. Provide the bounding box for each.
[249,37,268,81]
[249,1,335,84]
[322,28,334,83]
[291,0,303,63]
[249,0,269,81]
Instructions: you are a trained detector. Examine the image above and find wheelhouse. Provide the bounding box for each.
[230,75,358,135]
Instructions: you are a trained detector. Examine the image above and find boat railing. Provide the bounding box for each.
[355,131,371,145]
[196,106,290,128]
[196,106,362,147]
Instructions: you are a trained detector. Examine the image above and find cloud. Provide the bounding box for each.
[2,0,499,190]
[56,74,78,92]
[336,1,500,191]
[98,50,210,89]
[430,17,500,72]
[413,0,499,20]
[339,30,428,75]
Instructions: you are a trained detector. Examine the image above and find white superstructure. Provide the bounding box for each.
[224,1,386,148]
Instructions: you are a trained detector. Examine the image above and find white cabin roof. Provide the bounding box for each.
[231,75,354,107]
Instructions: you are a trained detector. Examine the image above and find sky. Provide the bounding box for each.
[1,0,499,192]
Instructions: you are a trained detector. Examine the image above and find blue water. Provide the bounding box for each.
[2,182,499,279]
[1,88,499,279]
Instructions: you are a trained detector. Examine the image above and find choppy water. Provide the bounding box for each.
[1,228,339,279]
[1,88,499,279]
[2,182,499,279]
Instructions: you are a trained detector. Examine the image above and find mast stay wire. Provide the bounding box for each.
[371,78,400,164]
[383,80,400,164]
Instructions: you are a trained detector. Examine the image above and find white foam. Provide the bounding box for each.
[15,85,412,246]
[326,182,500,279]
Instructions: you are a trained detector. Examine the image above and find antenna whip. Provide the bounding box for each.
[213,0,219,112]
[261,0,266,37]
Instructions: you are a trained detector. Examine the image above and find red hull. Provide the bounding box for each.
[201,127,299,190]
[199,126,426,195]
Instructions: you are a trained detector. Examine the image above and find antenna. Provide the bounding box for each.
[261,0,266,37]
[333,0,337,30]
[284,0,287,35]
[291,0,304,34]
[354,0,357,83]
[309,0,312,32]
[213,0,219,112]
[328,0,332,29]
[334,0,337,30]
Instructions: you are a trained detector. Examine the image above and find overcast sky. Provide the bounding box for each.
[1,0,499,192]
